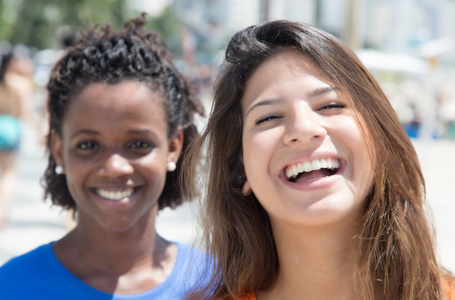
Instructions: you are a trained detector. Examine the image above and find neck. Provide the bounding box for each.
[59,211,165,271]
[52,210,178,294]
[261,221,359,300]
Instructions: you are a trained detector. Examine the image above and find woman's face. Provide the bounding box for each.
[51,80,182,233]
[241,50,373,229]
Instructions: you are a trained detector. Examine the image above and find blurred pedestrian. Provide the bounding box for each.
[184,20,454,299]
[0,43,35,226]
[0,14,206,299]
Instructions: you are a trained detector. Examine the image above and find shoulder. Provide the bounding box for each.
[0,243,52,274]
[172,242,211,280]
[172,242,210,270]
[177,242,208,261]
[144,242,212,299]
[0,243,63,298]
[442,271,455,299]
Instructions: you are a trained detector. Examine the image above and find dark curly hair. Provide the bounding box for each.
[43,13,204,212]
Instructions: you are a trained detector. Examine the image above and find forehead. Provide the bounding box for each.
[253,49,321,76]
[62,80,167,133]
[70,80,163,111]
[241,51,330,106]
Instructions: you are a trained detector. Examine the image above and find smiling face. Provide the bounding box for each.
[51,80,182,233]
[241,50,373,229]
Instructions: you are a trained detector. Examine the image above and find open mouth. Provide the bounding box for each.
[285,158,341,183]
[95,188,135,201]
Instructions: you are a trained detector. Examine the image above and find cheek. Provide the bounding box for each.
[63,158,95,196]
[65,173,86,204]
[242,133,268,169]
[345,123,374,197]
[242,135,262,188]
[356,154,373,197]
[139,152,168,188]
[141,150,168,172]
[242,131,280,190]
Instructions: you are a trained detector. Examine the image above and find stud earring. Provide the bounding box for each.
[55,165,64,175]
[166,161,176,172]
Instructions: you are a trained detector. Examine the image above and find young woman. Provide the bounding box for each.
[184,20,454,300]
[0,44,35,226]
[0,14,206,299]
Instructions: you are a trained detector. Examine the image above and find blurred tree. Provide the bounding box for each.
[143,5,183,57]
[0,0,15,39]
[0,0,191,61]
[1,0,130,50]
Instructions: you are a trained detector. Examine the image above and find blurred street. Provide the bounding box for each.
[0,121,454,273]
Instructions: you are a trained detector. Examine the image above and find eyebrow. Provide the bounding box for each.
[127,129,155,135]
[308,86,338,98]
[70,129,98,139]
[245,98,284,117]
[245,86,337,117]
[70,129,156,139]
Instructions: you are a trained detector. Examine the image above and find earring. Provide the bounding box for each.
[55,165,64,175]
[166,161,176,172]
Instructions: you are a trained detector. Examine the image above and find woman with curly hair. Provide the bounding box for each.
[0,14,205,299]
[184,20,454,299]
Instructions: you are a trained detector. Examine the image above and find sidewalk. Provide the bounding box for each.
[413,139,455,272]
[0,125,454,273]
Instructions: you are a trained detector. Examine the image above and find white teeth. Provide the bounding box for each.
[286,168,294,179]
[311,160,321,170]
[320,158,328,168]
[285,158,341,179]
[292,165,298,175]
[96,188,134,201]
[303,161,312,172]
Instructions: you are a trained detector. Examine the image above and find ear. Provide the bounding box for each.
[50,129,64,168]
[242,179,252,196]
[167,127,184,164]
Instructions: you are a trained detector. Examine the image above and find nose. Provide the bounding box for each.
[99,152,134,177]
[283,103,327,145]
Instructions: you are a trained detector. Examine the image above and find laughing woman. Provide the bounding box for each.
[0,14,206,299]
[184,20,454,300]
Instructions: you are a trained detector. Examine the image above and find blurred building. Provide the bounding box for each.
[170,0,455,138]
[172,0,455,56]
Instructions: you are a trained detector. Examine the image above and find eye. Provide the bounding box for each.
[255,114,283,125]
[77,141,99,150]
[129,140,153,149]
[318,102,346,111]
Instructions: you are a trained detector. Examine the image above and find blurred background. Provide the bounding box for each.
[0,0,454,272]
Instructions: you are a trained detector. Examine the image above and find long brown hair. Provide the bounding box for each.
[184,20,443,299]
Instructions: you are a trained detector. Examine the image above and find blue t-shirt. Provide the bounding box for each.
[0,241,208,299]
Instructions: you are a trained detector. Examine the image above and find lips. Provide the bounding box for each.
[285,157,341,182]
[95,188,134,201]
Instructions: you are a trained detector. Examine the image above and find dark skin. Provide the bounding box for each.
[53,208,176,294]
[50,81,183,294]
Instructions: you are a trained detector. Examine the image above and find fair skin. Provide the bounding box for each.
[51,80,183,294]
[0,55,36,225]
[241,50,373,300]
